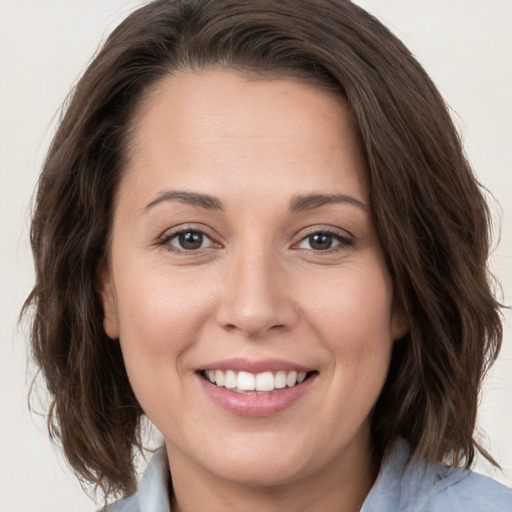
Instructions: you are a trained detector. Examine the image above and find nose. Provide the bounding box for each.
[215,247,298,338]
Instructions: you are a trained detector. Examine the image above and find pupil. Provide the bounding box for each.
[310,234,332,250]
[179,231,203,250]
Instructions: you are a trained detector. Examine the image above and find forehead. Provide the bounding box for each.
[130,68,355,150]
[121,69,367,207]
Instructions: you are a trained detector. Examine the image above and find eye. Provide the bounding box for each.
[163,230,215,251]
[296,231,353,251]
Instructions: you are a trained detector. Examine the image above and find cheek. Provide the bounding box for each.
[115,261,213,340]
[112,265,219,430]
[304,263,394,347]
[112,262,217,393]
[304,261,395,402]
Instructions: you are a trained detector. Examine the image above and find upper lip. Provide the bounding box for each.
[198,358,314,374]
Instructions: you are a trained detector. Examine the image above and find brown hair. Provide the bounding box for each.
[24,0,502,501]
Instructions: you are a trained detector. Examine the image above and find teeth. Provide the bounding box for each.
[204,369,310,392]
[286,370,298,387]
[215,370,225,387]
[237,371,255,391]
[274,370,287,389]
[255,371,274,392]
[224,370,237,389]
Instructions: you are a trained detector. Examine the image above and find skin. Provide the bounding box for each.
[100,69,408,512]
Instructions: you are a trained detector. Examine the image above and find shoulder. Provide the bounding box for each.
[428,468,512,511]
[97,494,138,512]
[362,438,512,512]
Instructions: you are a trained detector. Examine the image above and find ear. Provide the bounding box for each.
[97,263,120,340]
[390,293,410,341]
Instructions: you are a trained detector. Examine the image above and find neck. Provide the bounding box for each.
[166,434,377,512]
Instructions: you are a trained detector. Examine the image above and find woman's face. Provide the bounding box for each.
[101,70,407,490]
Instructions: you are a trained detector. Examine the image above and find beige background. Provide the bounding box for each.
[1,1,510,510]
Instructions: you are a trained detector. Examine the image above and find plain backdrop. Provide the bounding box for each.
[1,1,511,510]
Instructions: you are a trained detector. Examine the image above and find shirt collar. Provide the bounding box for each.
[133,437,466,512]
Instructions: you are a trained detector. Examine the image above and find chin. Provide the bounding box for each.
[207,454,310,487]
[169,430,319,488]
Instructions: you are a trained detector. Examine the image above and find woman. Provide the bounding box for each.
[24,0,511,510]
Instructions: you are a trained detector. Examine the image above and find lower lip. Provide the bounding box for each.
[198,374,316,417]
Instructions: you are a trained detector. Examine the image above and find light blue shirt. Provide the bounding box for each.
[101,438,512,511]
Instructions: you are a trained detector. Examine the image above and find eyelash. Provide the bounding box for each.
[293,228,354,253]
[156,226,354,254]
[156,225,220,253]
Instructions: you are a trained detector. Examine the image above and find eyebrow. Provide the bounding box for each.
[144,190,368,213]
[144,190,224,211]
[290,194,369,212]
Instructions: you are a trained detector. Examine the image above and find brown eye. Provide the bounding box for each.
[298,232,340,251]
[308,233,335,250]
[296,230,353,252]
[169,231,211,250]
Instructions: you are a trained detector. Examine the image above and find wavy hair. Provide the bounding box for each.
[23,0,502,501]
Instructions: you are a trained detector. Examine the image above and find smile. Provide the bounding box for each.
[197,359,318,416]
[201,369,313,393]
